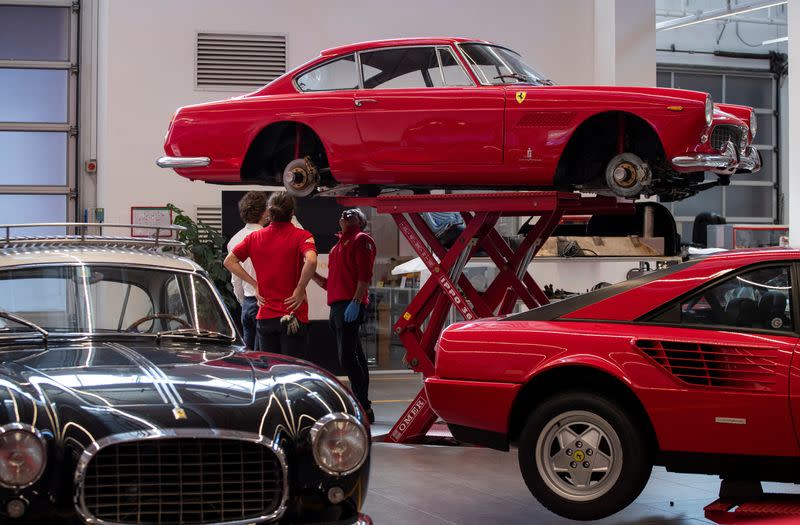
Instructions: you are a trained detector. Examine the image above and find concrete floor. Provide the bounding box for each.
[361,373,800,525]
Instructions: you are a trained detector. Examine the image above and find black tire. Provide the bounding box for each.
[518,392,652,521]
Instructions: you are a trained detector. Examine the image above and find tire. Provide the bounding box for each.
[517,392,652,521]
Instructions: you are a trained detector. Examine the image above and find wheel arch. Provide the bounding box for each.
[240,120,330,184]
[553,110,667,187]
[507,364,659,453]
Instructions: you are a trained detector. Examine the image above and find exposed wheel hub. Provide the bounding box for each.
[283,157,320,197]
[604,152,651,198]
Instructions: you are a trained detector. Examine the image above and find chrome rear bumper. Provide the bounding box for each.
[671,142,761,175]
[156,156,211,168]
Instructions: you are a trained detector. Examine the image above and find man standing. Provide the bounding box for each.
[312,208,376,423]
[224,192,317,358]
[227,191,268,349]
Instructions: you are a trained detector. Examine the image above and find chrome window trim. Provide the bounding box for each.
[310,412,368,476]
[436,46,476,87]
[292,53,359,93]
[0,263,237,341]
[73,428,289,525]
[0,422,47,489]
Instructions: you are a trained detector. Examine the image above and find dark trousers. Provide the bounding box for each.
[330,301,370,410]
[241,296,259,350]
[257,317,308,359]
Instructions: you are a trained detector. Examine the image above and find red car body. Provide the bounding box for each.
[159,37,760,200]
[425,249,800,520]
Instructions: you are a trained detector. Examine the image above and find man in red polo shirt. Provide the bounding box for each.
[224,192,317,358]
[312,208,376,422]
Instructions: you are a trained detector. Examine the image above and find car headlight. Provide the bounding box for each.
[705,96,714,127]
[0,424,46,488]
[310,413,368,476]
[750,110,757,140]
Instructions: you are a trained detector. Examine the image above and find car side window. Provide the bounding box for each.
[296,54,358,92]
[360,47,439,89]
[655,265,794,332]
[438,47,473,86]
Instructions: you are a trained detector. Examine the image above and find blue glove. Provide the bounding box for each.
[344,300,361,323]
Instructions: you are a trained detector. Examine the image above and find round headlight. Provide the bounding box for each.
[750,110,757,140]
[0,425,46,488]
[705,96,714,126]
[310,413,368,476]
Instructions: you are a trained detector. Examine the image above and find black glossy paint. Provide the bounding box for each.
[0,337,370,524]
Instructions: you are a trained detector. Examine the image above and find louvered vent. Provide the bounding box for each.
[516,112,575,127]
[636,340,780,392]
[196,205,222,242]
[196,33,286,90]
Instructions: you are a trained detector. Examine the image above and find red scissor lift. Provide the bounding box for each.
[337,191,634,443]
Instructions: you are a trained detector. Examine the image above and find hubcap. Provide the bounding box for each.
[612,162,638,188]
[534,410,622,502]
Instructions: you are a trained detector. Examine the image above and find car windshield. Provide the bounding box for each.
[0,265,234,339]
[459,43,551,86]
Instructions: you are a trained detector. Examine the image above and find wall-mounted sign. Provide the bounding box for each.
[131,206,173,238]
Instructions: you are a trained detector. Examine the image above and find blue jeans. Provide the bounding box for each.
[241,296,259,350]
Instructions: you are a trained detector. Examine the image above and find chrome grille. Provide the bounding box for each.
[711,125,748,153]
[80,437,285,525]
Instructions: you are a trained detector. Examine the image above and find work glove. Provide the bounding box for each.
[344,300,361,323]
[280,312,300,335]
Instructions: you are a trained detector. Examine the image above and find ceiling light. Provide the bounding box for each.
[657,0,787,32]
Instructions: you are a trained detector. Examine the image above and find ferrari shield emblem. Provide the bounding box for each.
[173,407,188,420]
[516,91,526,104]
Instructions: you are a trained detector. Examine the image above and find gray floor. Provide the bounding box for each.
[361,373,800,525]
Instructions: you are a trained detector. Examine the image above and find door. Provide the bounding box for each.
[641,264,798,456]
[354,46,504,167]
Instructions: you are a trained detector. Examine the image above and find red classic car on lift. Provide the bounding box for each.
[425,249,800,521]
[158,37,760,200]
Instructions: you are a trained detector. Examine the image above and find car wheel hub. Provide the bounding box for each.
[612,163,638,188]
[534,410,623,502]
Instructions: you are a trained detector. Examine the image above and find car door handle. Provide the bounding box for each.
[354,99,377,107]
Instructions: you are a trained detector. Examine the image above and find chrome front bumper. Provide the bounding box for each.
[156,156,211,168]
[671,141,761,175]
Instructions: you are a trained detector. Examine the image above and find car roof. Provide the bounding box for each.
[320,37,489,56]
[0,245,203,272]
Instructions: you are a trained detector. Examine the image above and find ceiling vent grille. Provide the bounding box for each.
[196,33,286,90]
[636,339,781,392]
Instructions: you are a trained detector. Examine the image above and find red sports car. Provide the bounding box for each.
[158,37,760,200]
[425,249,799,521]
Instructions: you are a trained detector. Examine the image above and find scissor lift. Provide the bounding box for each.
[337,191,634,443]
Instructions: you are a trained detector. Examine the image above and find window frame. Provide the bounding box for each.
[357,45,444,90]
[637,261,800,338]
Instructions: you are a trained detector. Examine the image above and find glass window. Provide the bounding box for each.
[657,266,793,332]
[0,266,76,332]
[458,43,548,85]
[360,47,438,89]
[89,276,154,332]
[0,69,69,123]
[726,185,773,219]
[674,73,723,103]
[755,113,772,145]
[0,195,67,235]
[0,131,68,186]
[0,6,70,61]
[656,71,671,88]
[438,48,472,86]
[726,76,772,109]
[295,55,357,92]
[673,185,723,218]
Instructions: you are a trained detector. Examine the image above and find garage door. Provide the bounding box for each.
[0,2,78,234]
[656,66,778,241]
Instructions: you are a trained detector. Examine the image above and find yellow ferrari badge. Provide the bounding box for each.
[516,91,527,104]
[173,407,187,420]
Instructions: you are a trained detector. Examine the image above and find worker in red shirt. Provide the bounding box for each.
[313,208,376,423]
[224,192,317,358]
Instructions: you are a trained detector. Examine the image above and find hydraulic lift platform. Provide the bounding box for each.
[336,191,634,443]
[704,481,800,524]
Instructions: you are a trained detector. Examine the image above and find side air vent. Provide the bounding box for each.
[196,33,286,90]
[636,339,779,392]
[516,112,575,128]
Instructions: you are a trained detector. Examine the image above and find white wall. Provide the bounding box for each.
[95,0,656,223]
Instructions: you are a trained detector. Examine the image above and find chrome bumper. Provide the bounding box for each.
[671,141,761,175]
[156,156,211,168]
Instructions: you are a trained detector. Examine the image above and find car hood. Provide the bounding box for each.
[0,340,360,449]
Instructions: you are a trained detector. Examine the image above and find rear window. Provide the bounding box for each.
[504,259,698,322]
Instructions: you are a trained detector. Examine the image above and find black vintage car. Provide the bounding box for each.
[0,224,371,524]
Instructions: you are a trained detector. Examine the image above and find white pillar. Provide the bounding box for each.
[593,0,656,87]
[789,0,800,245]
[594,0,616,85]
